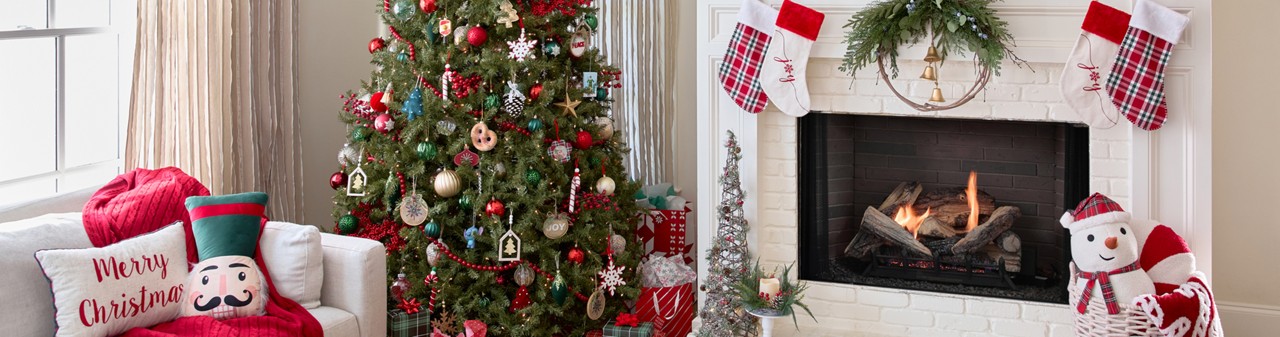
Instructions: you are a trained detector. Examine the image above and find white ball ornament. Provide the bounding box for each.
[595,176,616,196]
[434,169,462,197]
[593,117,614,140]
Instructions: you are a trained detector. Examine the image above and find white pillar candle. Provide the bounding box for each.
[759,277,781,297]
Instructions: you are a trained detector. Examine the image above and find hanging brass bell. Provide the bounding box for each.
[920,65,937,81]
[923,46,941,63]
[929,87,946,103]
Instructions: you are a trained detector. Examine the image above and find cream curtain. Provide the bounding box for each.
[597,0,675,186]
[126,0,302,221]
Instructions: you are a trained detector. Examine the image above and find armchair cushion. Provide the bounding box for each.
[261,221,324,309]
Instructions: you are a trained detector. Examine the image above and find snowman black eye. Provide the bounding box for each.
[202,275,209,285]
[1087,234,1095,242]
[238,272,247,281]
[1120,227,1128,235]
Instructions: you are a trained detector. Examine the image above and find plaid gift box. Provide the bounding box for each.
[387,309,431,337]
[603,320,654,337]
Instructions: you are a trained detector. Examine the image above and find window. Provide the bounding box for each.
[0,0,135,206]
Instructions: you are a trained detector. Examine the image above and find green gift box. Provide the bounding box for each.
[603,320,653,337]
[387,309,431,337]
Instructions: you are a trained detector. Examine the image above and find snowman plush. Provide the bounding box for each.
[1062,193,1155,315]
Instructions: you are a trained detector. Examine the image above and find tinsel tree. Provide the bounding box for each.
[328,1,641,336]
[697,130,758,337]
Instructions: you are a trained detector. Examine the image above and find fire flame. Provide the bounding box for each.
[965,171,980,232]
[894,205,931,239]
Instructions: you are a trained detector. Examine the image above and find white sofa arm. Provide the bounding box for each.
[319,233,386,337]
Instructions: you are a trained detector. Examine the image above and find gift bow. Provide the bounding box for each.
[614,313,640,327]
[432,320,488,337]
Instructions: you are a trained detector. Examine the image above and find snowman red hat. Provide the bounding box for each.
[1061,193,1131,235]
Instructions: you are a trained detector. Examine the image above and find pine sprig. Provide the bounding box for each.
[730,261,816,329]
[839,0,1025,78]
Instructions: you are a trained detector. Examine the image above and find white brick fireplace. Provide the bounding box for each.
[694,1,1212,336]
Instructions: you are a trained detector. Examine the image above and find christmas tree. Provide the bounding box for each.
[697,130,758,337]
[329,1,641,336]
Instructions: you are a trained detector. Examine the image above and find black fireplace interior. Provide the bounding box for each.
[797,114,1088,304]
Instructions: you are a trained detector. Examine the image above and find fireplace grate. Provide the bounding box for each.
[864,249,1015,289]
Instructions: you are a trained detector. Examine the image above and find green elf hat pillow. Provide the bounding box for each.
[182,192,269,320]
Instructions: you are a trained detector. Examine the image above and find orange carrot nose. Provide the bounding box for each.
[1105,237,1118,250]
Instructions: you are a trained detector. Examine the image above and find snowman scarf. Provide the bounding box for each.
[1077,261,1143,314]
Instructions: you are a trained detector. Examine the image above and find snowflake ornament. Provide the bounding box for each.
[507,28,537,62]
[598,257,627,296]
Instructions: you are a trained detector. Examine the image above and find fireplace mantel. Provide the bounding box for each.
[694,0,1212,335]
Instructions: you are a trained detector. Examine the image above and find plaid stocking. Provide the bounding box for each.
[1104,0,1189,131]
[718,0,778,114]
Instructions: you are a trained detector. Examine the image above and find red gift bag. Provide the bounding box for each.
[635,207,690,261]
[635,283,695,337]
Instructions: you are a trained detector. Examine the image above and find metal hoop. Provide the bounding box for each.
[876,52,991,112]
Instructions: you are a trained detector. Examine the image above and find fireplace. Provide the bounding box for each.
[797,114,1088,304]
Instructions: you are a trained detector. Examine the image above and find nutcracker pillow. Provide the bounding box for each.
[34,223,189,337]
[181,192,270,319]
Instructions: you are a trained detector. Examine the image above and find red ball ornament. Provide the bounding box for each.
[374,113,394,133]
[567,247,585,264]
[466,26,488,46]
[329,171,346,189]
[529,83,543,101]
[368,37,386,54]
[575,130,594,149]
[418,0,437,13]
[369,92,389,112]
[485,199,506,217]
[496,274,506,285]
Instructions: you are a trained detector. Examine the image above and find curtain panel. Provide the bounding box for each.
[126,0,302,221]
[597,0,675,186]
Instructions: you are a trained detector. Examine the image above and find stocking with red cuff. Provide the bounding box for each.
[1060,1,1130,129]
[758,0,824,117]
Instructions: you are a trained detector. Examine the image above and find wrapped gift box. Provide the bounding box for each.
[387,309,431,337]
[603,320,654,337]
[635,207,690,261]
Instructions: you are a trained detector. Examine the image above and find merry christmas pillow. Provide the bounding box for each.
[34,222,189,337]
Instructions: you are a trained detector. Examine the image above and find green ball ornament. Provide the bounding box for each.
[392,0,416,20]
[478,296,490,307]
[338,214,359,233]
[596,87,608,99]
[584,14,599,30]
[589,156,602,167]
[415,142,437,160]
[423,220,441,238]
[397,52,409,62]
[458,194,473,210]
[551,273,569,305]
[543,39,561,56]
[484,94,501,110]
[525,169,542,186]
[352,126,369,141]
[527,118,543,132]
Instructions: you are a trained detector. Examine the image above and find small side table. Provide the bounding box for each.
[747,308,788,337]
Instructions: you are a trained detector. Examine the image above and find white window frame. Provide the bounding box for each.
[0,0,135,207]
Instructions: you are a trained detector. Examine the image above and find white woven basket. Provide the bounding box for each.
[1067,268,1160,337]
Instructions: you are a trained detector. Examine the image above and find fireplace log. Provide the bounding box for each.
[918,217,959,238]
[950,206,1021,255]
[843,231,885,260]
[982,244,1022,273]
[913,187,996,228]
[877,182,923,214]
[996,231,1021,253]
[860,207,933,258]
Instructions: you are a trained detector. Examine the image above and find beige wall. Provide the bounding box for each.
[1213,0,1280,331]
[673,0,699,252]
[297,1,379,228]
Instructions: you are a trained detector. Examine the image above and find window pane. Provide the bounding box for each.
[65,34,120,168]
[60,163,119,192]
[0,0,47,31]
[54,0,111,28]
[0,177,56,206]
[0,38,56,182]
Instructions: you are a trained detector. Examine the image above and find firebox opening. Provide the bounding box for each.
[797,114,1088,304]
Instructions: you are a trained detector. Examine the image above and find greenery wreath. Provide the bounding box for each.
[839,0,1026,78]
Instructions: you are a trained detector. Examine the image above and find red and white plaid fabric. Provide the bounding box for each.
[1105,26,1174,131]
[1076,261,1143,314]
[1070,192,1125,223]
[1105,0,1188,131]
[719,22,771,114]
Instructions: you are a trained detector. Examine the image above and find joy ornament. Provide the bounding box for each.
[470,122,498,151]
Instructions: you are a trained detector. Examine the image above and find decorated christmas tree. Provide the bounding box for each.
[697,130,758,337]
[328,1,640,335]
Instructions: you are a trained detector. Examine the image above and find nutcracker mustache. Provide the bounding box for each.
[193,291,255,311]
